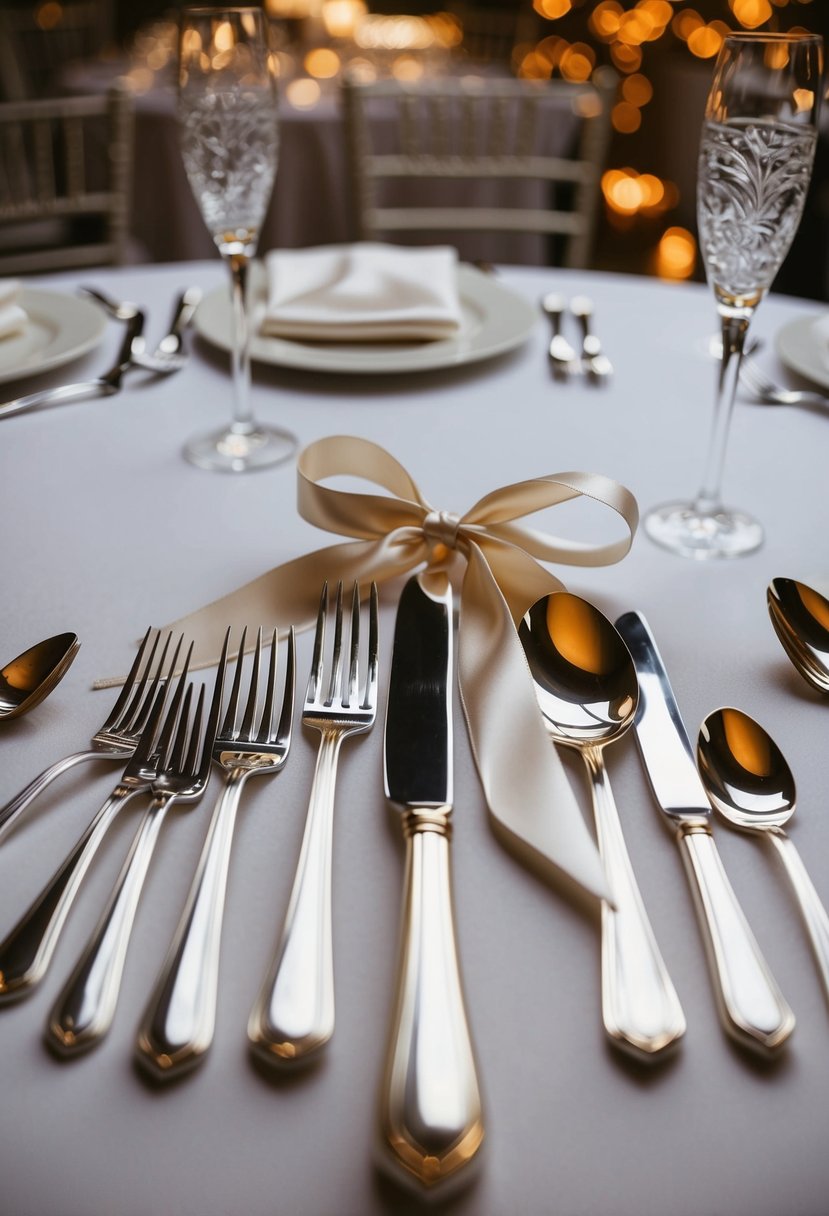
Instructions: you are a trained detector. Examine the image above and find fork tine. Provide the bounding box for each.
[99,627,158,732]
[239,628,263,742]
[220,627,247,740]
[198,627,230,780]
[363,582,379,710]
[167,684,196,773]
[154,642,194,765]
[129,682,169,768]
[274,627,296,748]
[128,633,184,737]
[307,583,328,703]
[346,582,360,708]
[255,628,279,745]
[325,581,345,706]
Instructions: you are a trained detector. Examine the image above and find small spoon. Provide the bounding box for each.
[698,707,829,1006]
[519,592,686,1059]
[540,292,579,379]
[767,577,829,694]
[0,633,80,722]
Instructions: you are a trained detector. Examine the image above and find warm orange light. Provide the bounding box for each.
[391,54,424,81]
[286,77,321,108]
[534,0,572,18]
[672,8,703,40]
[304,47,340,78]
[610,41,642,72]
[621,72,653,106]
[617,9,656,45]
[36,2,62,31]
[560,43,595,82]
[321,0,367,40]
[265,0,312,15]
[590,1,623,39]
[214,20,235,53]
[687,24,724,58]
[655,227,696,280]
[426,13,463,49]
[765,41,791,68]
[638,173,665,207]
[793,87,815,112]
[518,50,553,79]
[731,0,773,28]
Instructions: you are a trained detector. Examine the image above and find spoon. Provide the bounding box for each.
[570,295,613,380]
[519,592,686,1059]
[0,633,80,722]
[540,292,579,379]
[767,577,829,694]
[698,706,829,1006]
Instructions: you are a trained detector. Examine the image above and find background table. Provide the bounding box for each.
[1,260,828,1216]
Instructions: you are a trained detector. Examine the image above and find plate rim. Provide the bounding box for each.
[0,287,106,386]
[775,311,829,391]
[194,261,537,374]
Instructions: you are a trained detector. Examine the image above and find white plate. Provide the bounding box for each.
[0,288,106,385]
[194,262,537,374]
[775,312,829,391]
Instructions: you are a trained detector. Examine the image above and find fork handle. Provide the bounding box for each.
[0,749,110,843]
[378,808,483,1191]
[136,770,247,1079]
[0,379,113,419]
[248,730,341,1064]
[0,784,141,1002]
[47,795,170,1055]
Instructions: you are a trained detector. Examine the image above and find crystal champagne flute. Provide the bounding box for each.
[644,32,822,559]
[178,7,296,472]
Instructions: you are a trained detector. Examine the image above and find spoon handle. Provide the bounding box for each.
[679,826,795,1053]
[585,750,686,1058]
[768,831,829,1004]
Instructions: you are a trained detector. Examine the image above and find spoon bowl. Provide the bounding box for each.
[698,706,829,1008]
[767,577,829,694]
[519,592,685,1059]
[0,633,80,722]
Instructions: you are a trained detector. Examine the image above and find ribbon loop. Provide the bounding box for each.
[153,436,638,906]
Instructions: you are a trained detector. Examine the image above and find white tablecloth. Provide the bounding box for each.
[1,261,828,1216]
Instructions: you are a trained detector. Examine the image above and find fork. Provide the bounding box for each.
[80,284,201,368]
[541,292,579,379]
[738,355,829,409]
[0,628,179,843]
[571,295,613,380]
[0,639,190,1003]
[46,630,228,1056]
[135,626,295,1080]
[248,581,379,1065]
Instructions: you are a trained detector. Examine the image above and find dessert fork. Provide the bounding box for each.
[248,581,378,1065]
[47,631,228,1056]
[136,626,295,1080]
[738,355,829,409]
[0,628,180,842]
[0,639,191,1003]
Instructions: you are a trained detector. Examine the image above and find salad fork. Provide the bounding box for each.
[0,628,180,842]
[136,626,295,1080]
[248,581,379,1065]
[0,639,191,1003]
[47,631,228,1056]
[738,355,829,409]
[80,284,201,367]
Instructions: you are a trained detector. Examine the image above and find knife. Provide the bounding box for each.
[380,571,483,1191]
[615,610,795,1054]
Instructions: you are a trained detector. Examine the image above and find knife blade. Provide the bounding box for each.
[380,571,483,1192]
[615,610,795,1054]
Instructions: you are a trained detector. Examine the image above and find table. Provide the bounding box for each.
[1,260,828,1216]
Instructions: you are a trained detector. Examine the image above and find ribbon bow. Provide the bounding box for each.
[161,435,638,904]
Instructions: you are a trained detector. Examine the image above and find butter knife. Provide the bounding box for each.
[615,610,795,1054]
[380,571,483,1191]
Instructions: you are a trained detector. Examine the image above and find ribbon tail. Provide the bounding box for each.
[457,544,611,906]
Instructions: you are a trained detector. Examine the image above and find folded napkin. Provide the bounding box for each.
[0,279,27,340]
[260,243,463,342]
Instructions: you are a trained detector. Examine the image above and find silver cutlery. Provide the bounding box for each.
[767,577,829,694]
[739,355,829,409]
[0,628,178,842]
[81,284,201,366]
[0,632,79,723]
[698,707,829,1008]
[520,593,685,1060]
[378,571,483,1192]
[571,295,613,379]
[137,626,294,1080]
[541,292,579,378]
[47,632,228,1056]
[0,639,189,1002]
[248,582,378,1065]
[615,610,795,1055]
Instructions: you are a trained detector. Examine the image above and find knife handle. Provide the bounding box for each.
[679,826,795,1053]
[379,809,483,1191]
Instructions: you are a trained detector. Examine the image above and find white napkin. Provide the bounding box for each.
[0,279,26,340]
[260,243,463,342]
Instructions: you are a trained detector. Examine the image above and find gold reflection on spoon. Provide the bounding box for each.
[546,593,613,675]
[720,707,773,778]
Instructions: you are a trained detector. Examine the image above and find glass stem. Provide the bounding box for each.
[693,306,752,516]
[228,251,254,437]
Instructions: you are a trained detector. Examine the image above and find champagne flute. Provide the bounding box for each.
[178,7,296,472]
[644,32,822,559]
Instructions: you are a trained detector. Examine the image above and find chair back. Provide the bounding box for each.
[0,86,133,275]
[0,2,111,102]
[342,74,615,269]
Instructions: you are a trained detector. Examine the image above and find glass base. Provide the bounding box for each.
[643,499,763,560]
[183,423,297,473]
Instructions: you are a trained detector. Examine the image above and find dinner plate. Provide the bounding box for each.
[775,312,829,391]
[194,262,537,374]
[0,288,106,385]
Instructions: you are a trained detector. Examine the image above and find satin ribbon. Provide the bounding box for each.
[148,436,638,904]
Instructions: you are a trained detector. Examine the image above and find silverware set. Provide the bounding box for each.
[0,286,201,419]
[541,291,613,381]
[2,572,829,1194]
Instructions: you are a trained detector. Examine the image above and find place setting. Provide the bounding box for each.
[3,6,829,1216]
